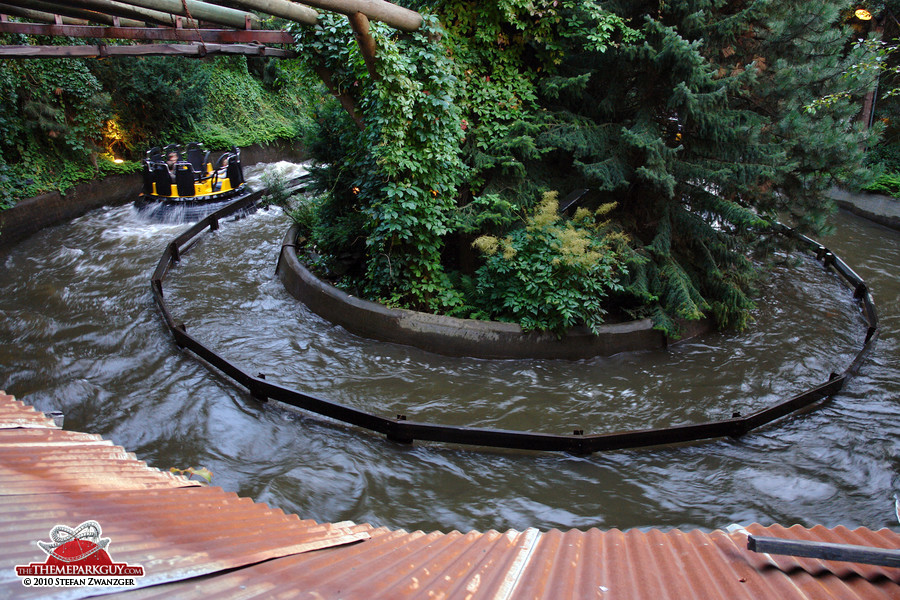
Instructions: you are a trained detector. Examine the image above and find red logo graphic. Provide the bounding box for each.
[15,520,144,588]
[38,521,112,566]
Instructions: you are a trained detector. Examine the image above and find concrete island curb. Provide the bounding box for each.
[829,187,900,231]
[276,224,712,360]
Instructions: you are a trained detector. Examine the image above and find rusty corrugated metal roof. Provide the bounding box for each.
[0,391,370,600]
[114,523,900,600]
[1,391,898,600]
[0,395,58,429]
[0,428,198,494]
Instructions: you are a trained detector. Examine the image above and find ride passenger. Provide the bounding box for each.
[217,154,231,176]
[166,152,178,181]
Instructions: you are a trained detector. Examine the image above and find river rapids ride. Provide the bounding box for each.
[137,143,247,222]
[141,142,245,201]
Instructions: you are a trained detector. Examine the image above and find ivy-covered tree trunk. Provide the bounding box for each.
[293,15,469,312]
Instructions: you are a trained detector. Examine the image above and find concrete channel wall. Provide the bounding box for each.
[0,140,307,252]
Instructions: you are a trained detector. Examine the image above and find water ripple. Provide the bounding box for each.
[1,179,897,534]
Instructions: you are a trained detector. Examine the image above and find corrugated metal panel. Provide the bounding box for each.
[114,526,541,599]
[0,393,58,429]
[500,524,900,600]
[103,523,900,600]
[742,523,900,589]
[0,488,372,599]
[2,392,899,600]
[0,427,198,494]
[0,393,370,600]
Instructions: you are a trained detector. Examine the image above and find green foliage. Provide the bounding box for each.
[293,14,469,312]
[91,56,208,149]
[193,57,309,149]
[0,57,110,201]
[294,1,875,337]
[169,466,212,484]
[471,192,626,334]
[519,0,873,334]
[0,162,15,210]
[288,192,320,233]
[359,16,468,311]
[1,50,316,209]
[438,0,635,201]
[863,171,900,197]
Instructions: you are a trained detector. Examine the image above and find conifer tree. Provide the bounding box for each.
[296,1,875,335]
[532,0,875,333]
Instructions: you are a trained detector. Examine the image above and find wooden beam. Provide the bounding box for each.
[217,0,317,26]
[348,11,376,80]
[0,21,295,43]
[748,535,900,568]
[296,0,421,32]
[4,0,141,25]
[0,42,296,57]
[108,0,259,29]
[38,0,197,28]
[0,3,91,24]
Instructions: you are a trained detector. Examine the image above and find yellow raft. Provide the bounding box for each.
[141,142,246,202]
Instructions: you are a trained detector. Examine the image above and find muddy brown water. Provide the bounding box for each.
[1,163,898,533]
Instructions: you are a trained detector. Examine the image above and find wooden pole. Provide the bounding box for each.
[39,0,196,28]
[108,0,259,29]
[313,64,364,130]
[296,0,421,32]
[216,0,317,26]
[0,3,91,24]
[348,11,376,80]
[6,0,141,25]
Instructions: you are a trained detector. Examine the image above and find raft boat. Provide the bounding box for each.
[140,142,246,203]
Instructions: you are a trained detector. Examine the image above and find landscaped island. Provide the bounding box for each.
[285,2,880,340]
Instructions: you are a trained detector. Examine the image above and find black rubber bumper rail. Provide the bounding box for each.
[151,191,878,455]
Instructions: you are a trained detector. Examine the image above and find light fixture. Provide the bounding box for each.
[855,8,873,20]
[113,158,124,164]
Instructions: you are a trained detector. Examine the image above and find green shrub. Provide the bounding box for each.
[863,172,900,198]
[471,192,627,335]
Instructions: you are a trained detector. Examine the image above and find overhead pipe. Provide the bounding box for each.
[44,0,197,28]
[110,0,259,29]
[296,0,421,32]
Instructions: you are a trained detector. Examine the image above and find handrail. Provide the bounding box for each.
[151,193,878,455]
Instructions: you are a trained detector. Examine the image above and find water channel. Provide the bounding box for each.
[1,161,898,535]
